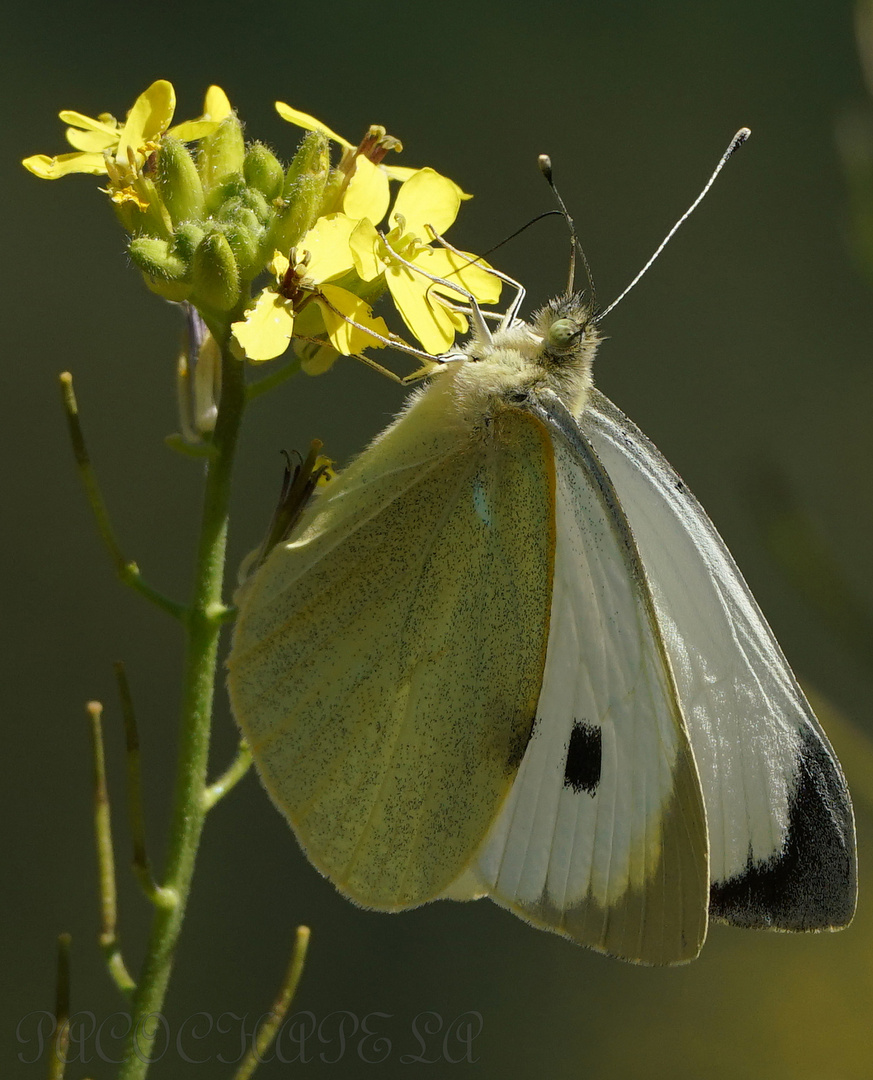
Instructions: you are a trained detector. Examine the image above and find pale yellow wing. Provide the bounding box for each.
[228,405,555,910]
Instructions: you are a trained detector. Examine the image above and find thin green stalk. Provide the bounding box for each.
[48,934,71,1080]
[232,926,310,1080]
[203,741,252,810]
[118,346,247,1079]
[87,701,136,998]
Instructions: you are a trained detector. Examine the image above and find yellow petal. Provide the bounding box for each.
[59,110,118,132]
[275,102,354,150]
[167,119,222,142]
[299,215,358,282]
[168,86,232,142]
[64,127,118,152]
[423,247,503,305]
[293,293,341,373]
[22,152,107,178]
[299,342,340,376]
[385,163,471,199]
[116,80,176,164]
[348,218,384,282]
[391,168,466,239]
[386,264,457,354]
[318,284,389,354]
[231,289,295,362]
[343,157,390,224]
[204,85,232,121]
[59,111,119,147]
[384,165,418,182]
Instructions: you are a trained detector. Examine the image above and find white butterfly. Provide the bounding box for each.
[227,138,856,965]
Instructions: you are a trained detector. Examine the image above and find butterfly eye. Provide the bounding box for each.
[547,318,583,350]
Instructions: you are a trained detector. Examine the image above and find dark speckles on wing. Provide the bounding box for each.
[710,725,856,930]
[505,716,537,776]
[563,720,602,796]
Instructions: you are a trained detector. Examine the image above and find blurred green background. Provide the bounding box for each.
[6,0,873,1076]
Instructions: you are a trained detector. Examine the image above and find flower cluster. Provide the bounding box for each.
[23,81,501,376]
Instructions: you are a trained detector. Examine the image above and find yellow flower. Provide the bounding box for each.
[275,102,418,226]
[22,81,230,181]
[348,168,502,354]
[275,105,500,355]
[231,224,390,368]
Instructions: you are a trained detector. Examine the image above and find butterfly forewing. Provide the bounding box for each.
[228,400,556,910]
[580,389,856,930]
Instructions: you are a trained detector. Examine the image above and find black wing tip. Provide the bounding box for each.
[710,870,856,933]
[710,725,857,932]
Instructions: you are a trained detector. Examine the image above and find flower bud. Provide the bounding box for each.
[316,170,346,217]
[214,201,265,276]
[129,236,188,281]
[217,200,262,238]
[157,137,205,225]
[283,131,328,196]
[204,173,247,217]
[222,221,260,278]
[129,236,192,301]
[191,231,240,312]
[239,186,271,226]
[270,131,330,253]
[198,114,245,195]
[244,142,284,200]
[173,222,206,263]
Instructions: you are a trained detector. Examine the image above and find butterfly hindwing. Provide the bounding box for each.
[228,392,556,911]
[468,393,710,965]
[579,389,857,930]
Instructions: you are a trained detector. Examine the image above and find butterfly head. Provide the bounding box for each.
[533,292,599,362]
[446,291,600,424]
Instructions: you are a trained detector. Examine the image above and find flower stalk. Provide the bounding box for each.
[87,700,137,997]
[48,934,72,1080]
[118,343,246,1078]
[231,926,311,1080]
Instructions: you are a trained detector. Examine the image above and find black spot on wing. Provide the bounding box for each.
[563,721,601,796]
[710,725,856,930]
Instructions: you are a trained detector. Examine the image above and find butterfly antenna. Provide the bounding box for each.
[538,154,596,307]
[597,127,751,321]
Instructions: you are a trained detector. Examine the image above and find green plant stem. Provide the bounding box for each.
[118,347,247,1079]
